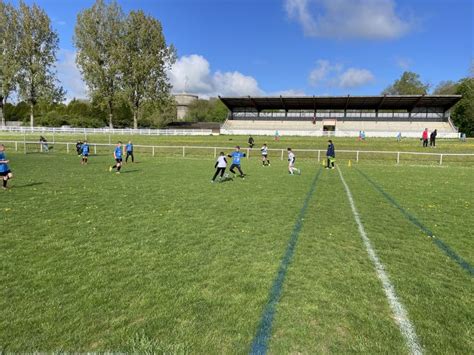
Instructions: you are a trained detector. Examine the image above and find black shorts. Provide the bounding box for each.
[82,154,89,157]
[115,158,123,163]
[0,170,11,176]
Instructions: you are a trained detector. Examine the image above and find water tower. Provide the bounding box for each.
[174,93,198,121]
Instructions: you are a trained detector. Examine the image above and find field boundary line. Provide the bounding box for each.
[249,168,322,355]
[337,167,423,355]
[355,168,474,277]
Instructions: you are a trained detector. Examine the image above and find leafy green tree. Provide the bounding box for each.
[16,1,64,127]
[383,71,429,95]
[74,0,124,128]
[433,80,459,95]
[120,10,176,129]
[451,78,474,136]
[0,2,20,126]
[186,98,228,122]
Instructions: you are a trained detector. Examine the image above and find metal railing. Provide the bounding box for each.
[1,139,473,165]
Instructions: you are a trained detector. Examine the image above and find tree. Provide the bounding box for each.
[74,0,124,128]
[433,80,458,95]
[0,2,20,126]
[16,1,63,127]
[383,71,429,95]
[186,98,228,122]
[451,78,474,136]
[120,10,175,129]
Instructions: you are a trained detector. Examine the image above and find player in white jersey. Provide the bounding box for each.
[261,143,270,166]
[287,148,301,175]
[211,152,228,182]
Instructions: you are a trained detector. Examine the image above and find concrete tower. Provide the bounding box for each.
[174,93,198,121]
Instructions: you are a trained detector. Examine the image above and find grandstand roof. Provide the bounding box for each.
[219,95,462,111]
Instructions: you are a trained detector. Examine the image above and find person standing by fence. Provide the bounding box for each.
[125,141,134,163]
[430,129,437,147]
[422,128,429,147]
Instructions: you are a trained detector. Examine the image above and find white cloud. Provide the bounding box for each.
[338,68,375,87]
[56,49,88,102]
[285,0,413,39]
[168,54,263,97]
[395,56,413,70]
[308,59,375,88]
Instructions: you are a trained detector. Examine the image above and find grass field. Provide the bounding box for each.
[1,143,473,353]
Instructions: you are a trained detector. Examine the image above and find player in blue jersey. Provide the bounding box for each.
[109,142,123,174]
[81,140,90,165]
[227,146,246,178]
[0,144,13,190]
[125,140,134,163]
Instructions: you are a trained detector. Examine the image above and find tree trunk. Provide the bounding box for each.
[108,101,113,128]
[133,109,138,130]
[0,106,5,127]
[30,103,34,127]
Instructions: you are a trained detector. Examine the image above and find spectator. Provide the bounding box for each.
[248,136,254,149]
[274,130,280,141]
[397,132,402,142]
[326,140,335,169]
[430,129,437,147]
[39,136,49,152]
[422,128,429,147]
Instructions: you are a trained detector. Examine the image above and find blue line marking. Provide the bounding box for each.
[355,167,473,277]
[250,168,322,355]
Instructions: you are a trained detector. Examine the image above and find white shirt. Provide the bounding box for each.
[216,155,227,168]
[261,146,268,155]
[288,151,295,163]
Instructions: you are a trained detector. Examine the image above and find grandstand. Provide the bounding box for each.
[219,95,462,138]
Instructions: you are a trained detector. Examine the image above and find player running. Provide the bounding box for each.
[287,148,301,175]
[228,146,246,178]
[125,140,134,163]
[109,142,123,174]
[261,143,270,166]
[0,144,13,190]
[81,140,90,165]
[211,152,228,183]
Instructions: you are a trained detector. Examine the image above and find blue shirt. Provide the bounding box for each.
[115,146,122,158]
[0,152,9,172]
[126,143,133,152]
[326,144,335,157]
[229,151,245,165]
[82,144,89,155]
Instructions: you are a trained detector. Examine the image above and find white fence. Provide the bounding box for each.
[220,128,461,139]
[1,140,473,165]
[0,126,213,136]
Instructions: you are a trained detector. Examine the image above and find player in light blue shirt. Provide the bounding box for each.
[227,146,246,178]
[81,140,90,165]
[0,144,13,190]
[109,142,123,174]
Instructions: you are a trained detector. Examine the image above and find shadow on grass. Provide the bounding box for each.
[13,182,45,188]
[120,169,139,174]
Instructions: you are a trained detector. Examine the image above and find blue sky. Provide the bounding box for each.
[13,0,474,100]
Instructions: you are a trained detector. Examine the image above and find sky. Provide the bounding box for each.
[12,0,474,100]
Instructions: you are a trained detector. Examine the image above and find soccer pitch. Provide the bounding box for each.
[1,145,473,353]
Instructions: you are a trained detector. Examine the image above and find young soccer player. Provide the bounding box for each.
[0,144,13,190]
[326,140,335,169]
[81,140,90,165]
[261,143,270,166]
[76,141,83,156]
[109,142,123,174]
[228,146,246,178]
[125,140,134,163]
[287,148,301,175]
[211,152,227,182]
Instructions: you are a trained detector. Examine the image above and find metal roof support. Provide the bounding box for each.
[409,94,425,112]
[376,95,387,110]
[248,96,260,112]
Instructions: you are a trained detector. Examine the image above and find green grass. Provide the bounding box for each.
[1,148,472,353]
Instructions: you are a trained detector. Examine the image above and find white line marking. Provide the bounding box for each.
[337,166,423,355]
